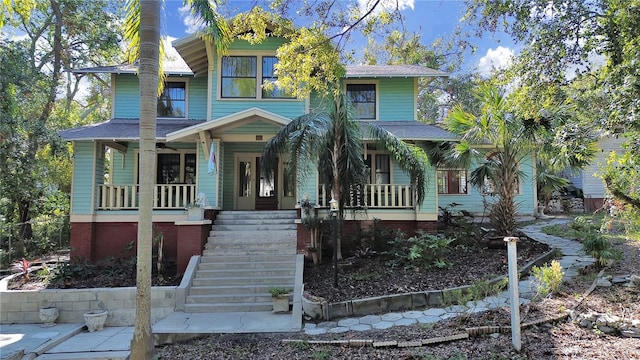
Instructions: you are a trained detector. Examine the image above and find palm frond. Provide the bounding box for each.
[185,0,231,55]
[261,111,332,183]
[367,123,430,205]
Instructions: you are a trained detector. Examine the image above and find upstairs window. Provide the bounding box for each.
[157,82,186,117]
[437,169,468,194]
[347,83,376,120]
[262,56,294,99]
[220,55,294,99]
[221,56,257,98]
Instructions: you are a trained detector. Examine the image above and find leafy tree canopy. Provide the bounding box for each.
[463,0,640,211]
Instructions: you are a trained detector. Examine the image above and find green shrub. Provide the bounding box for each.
[386,230,454,269]
[531,260,564,298]
[582,230,617,268]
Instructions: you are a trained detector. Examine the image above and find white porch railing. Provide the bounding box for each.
[98,184,197,210]
[317,184,414,208]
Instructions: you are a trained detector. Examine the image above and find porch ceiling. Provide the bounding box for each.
[166,107,290,142]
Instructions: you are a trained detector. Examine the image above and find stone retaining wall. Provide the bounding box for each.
[0,287,176,326]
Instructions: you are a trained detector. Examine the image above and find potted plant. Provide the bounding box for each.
[186,199,204,220]
[268,287,292,313]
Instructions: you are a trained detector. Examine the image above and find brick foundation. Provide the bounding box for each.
[296,219,438,257]
[176,223,209,274]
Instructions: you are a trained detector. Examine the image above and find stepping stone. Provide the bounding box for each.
[423,308,447,317]
[417,315,440,324]
[401,311,425,319]
[349,324,372,332]
[359,315,382,325]
[372,321,394,330]
[337,318,360,327]
[381,313,403,322]
[394,318,417,326]
[328,327,350,334]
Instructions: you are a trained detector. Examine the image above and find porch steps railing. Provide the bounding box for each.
[184,210,298,313]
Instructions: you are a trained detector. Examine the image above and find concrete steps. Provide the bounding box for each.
[184,210,298,313]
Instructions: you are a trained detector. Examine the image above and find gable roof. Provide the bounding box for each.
[166,107,291,142]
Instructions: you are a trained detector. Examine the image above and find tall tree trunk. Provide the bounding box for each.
[130,0,159,358]
[332,138,343,260]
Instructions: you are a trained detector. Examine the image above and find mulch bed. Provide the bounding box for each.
[304,236,551,303]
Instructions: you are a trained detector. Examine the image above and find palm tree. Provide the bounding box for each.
[128,2,159,358]
[444,83,540,236]
[124,1,228,358]
[444,83,593,235]
[262,92,430,260]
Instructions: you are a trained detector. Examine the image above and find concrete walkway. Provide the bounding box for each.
[1,218,593,359]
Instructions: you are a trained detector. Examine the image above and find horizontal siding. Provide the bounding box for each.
[212,100,305,119]
[221,120,283,135]
[437,154,537,216]
[582,136,623,197]
[378,78,415,121]
[115,74,204,119]
[114,75,139,118]
[189,76,207,119]
[72,142,96,214]
[110,147,136,185]
[197,141,218,207]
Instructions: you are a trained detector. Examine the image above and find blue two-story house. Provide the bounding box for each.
[60,29,537,275]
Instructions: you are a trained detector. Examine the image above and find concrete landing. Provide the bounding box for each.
[153,310,301,345]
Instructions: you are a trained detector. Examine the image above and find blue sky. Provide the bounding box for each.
[161,0,517,77]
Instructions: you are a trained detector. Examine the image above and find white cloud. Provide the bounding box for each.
[477,46,514,77]
[179,4,205,34]
[357,0,414,16]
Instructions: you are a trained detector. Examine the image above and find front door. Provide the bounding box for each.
[235,154,279,210]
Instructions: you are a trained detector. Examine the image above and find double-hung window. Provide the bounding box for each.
[347,83,376,120]
[262,56,293,98]
[157,82,186,117]
[220,55,294,99]
[221,56,257,98]
[135,151,197,184]
[437,169,468,194]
